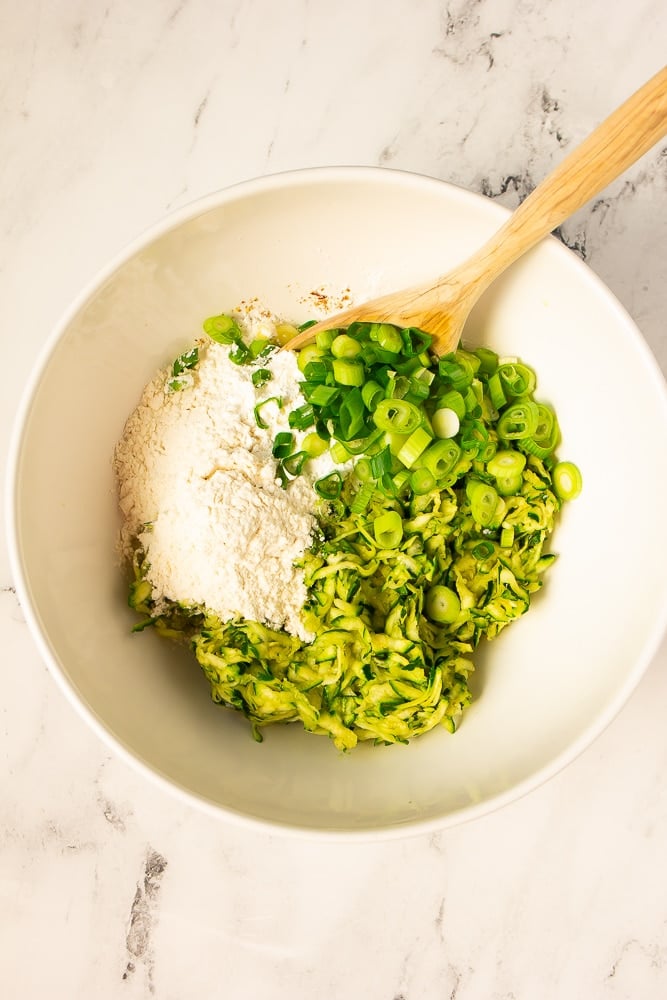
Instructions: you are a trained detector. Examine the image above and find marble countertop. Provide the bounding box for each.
[2,2,666,997]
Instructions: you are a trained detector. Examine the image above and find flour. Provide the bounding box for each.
[114,334,321,641]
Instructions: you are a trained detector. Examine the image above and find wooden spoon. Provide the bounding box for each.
[285,64,667,357]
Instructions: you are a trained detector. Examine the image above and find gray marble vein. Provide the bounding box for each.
[122,848,168,994]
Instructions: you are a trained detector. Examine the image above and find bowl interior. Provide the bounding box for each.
[10,168,667,835]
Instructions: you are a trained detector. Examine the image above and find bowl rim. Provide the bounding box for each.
[6,165,667,840]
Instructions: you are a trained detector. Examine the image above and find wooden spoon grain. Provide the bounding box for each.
[285,64,667,357]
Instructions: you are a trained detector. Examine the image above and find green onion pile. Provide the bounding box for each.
[129,315,581,751]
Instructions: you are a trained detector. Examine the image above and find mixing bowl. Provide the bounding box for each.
[7,167,667,837]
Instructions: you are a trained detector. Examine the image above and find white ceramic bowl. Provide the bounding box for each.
[7,167,667,838]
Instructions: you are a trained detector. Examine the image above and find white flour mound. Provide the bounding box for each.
[114,339,318,641]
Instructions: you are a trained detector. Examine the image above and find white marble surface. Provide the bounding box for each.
[2,1,667,997]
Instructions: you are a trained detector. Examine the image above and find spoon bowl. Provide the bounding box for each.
[286,64,667,355]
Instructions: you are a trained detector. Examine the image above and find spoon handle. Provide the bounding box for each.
[454,64,667,291]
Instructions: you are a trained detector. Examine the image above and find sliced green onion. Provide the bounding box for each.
[552,461,582,501]
[274,324,298,347]
[359,344,379,366]
[400,327,434,356]
[496,401,539,440]
[372,345,402,364]
[229,340,251,365]
[500,524,515,548]
[410,467,436,495]
[471,540,495,560]
[487,372,507,410]
[272,431,294,459]
[329,440,351,464]
[302,432,329,457]
[167,377,189,392]
[361,380,384,412]
[281,450,308,476]
[332,359,364,386]
[464,386,481,416]
[457,349,481,374]
[249,337,271,359]
[467,480,499,527]
[337,387,367,440]
[350,482,375,514]
[392,469,411,494]
[371,323,403,354]
[396,427,432,469]
[495,472,524,496]
[377,471,399,499]
[534,403,557,437]
[460,419,489,454]
[288,403,315,430]
[373,510,403,549]
[519,437,553,460]
[304,384,340,407]
[254,396,282,429]
[394,357,423,377]
[476,347,498,375]
[437,390,466,420]
[420,439,461,481]
[371,367,391,388]
[369,445,392,480]
[531,403,560,454]
[405,377,430,403]
[413,366,435,386]
[172,347,199,375]
[278,463,290,490]
[497,362,536,399]
[385,374,408,400]
[314,471,343,500]
[297,344,323,373]
[203,313,243,344]
[424,585,460,624]
[303,359,329,383]
[385,431,410,456]
[471,378,484,404]
[354,458,373,482]
[315,329,336,351]
[478,439,498,463]
[337,431,382,455]
[487,450,526,479]
[431,407,460,439]
[372,398,422,434]
[346,322,370,340]
[331,334,362,359]
[252,367,272,387]
[438,354,474,390]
